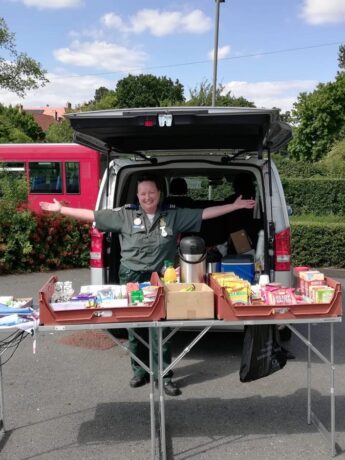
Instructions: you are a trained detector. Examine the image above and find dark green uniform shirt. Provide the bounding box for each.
[94,206,203,273]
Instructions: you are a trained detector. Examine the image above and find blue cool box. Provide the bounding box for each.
[221,255,255,283]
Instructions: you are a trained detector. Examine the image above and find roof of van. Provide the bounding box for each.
[66,106,292,155]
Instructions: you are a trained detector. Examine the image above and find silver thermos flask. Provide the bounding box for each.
[178,236,206,283]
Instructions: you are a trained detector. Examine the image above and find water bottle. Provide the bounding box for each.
[255,230,264,269]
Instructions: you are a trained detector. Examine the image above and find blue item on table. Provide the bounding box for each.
[221,255,255,283]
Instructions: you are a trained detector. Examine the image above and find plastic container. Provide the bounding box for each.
[161,259,171,277]
[209,275,342,320]
[164,264,177,283]
[221,255,255,283]
[255,229,265,269]
[39,273,166,325]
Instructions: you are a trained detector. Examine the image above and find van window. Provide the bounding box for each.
[66,161,80,193]
[186,176,232,201]
[29,162,62,193]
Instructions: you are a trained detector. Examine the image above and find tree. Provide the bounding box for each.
[288,71,345,161]
[0,104,45,142]
[338,44,345,70]
[94,86,111,102]
[45,118,74,143]
[186,80,255,107]
[321,138,345,177]
[114,74,185,107]
[78,88,118,111]
[0,17,48,96]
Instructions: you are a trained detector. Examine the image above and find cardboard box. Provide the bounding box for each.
[164,283,214,320]
[229,229,252,254]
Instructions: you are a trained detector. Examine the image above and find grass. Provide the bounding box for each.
[290,214,345,224]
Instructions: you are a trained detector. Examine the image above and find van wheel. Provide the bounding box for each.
[278,325,292,342]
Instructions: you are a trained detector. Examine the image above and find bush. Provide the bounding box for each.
[291,219,345,268]
[282,178,345,215]
[272,154,326,178]
[0,209,91,274]
[30,213,91,272]
[320,138,345,177]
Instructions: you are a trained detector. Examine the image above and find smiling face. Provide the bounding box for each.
[137,180,161,215]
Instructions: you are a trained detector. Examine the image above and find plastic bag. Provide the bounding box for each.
[239,325,288,382]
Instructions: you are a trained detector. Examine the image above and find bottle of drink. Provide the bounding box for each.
[163,261,177,283]
[255,230,265,271]
[161,259,170,277]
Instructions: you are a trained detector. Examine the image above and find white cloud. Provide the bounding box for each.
[104,9,212,37]
[301,0,345,24]
[208,45,231,61]
[54,40,148,73]
[19,0,82,9]
[181,10,212,33]
[130,10,181,36]
[101,13,124,30]
[222,80,318,112]
[0,72,114,108]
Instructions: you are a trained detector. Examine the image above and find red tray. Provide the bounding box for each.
[209,276,342,321]
[39,273,165,325]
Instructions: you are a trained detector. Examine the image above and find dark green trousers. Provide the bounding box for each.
[119,265,173,382]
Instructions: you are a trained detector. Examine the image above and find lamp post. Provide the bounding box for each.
[212,0,225,107]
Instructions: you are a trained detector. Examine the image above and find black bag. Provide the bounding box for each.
[239,325,288,382]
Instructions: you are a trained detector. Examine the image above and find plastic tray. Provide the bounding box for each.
[209,276,342,320]
[39,273,165,325]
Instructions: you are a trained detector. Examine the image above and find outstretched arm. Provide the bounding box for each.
[202,195,256,220]
[39,199,95,222]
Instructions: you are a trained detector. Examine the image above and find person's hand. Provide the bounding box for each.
[233,195,256,210]
[39,198,62,213]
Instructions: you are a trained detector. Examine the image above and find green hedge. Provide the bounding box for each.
[282,178,345,215]
[291,220,345,268]
[0,211,91,274]
[273,155,326,178]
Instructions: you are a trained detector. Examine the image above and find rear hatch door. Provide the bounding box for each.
[66,106,292,156]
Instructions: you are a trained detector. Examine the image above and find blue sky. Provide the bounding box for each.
[1,0,344,112]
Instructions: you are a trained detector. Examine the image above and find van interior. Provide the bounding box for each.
[107,169,264,283]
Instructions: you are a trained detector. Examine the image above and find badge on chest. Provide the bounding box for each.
[160,217,167,237]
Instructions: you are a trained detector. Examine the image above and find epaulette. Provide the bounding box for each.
[124,203,139,209]
[162,203,176,210]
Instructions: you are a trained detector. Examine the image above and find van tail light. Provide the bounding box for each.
[90,227,105,268]
[274,228,291,271]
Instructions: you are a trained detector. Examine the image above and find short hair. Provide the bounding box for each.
[137,174,161,191]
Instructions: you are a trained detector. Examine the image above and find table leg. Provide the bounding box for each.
[158,327,166,460]
[0,354,5,433]
[307,323,311,424]
[149,328,156,460]
[330,322,335,457]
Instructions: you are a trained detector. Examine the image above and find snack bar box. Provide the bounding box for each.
[221,255,255,283]
[39,273,165,325]
[209,275,342,320]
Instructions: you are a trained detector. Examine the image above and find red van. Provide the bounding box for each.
[0,143,101,213]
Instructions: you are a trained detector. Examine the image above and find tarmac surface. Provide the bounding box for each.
[0,267,345,460]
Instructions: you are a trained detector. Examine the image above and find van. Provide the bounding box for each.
[67,107,292,336]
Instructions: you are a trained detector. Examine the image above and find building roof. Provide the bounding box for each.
[22,105,69,132]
